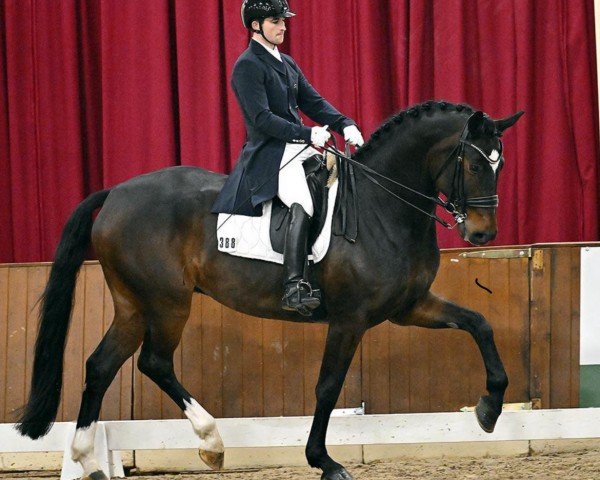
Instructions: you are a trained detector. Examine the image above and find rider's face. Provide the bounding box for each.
[254,17,286,45]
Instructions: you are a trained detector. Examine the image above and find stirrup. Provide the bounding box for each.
[282,279,321,316]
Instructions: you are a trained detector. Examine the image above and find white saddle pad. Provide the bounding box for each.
[216,180,338,264]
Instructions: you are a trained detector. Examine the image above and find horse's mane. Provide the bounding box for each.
[355,100,474,159]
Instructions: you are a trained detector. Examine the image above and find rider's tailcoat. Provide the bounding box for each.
[211,40,355,216]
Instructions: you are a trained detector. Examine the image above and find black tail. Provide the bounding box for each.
[15,189,111,439]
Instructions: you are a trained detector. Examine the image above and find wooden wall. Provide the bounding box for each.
[0,264,132,424]
[0,244,585,423]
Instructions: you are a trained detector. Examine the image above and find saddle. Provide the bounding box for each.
[269,150,359,253]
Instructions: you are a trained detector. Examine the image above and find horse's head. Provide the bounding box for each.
[435,110,523,245]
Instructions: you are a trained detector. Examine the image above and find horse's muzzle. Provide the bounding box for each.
[466,230,497,245]
[458,219,497,246]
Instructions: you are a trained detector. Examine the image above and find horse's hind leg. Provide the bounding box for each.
[391,291,508,433]
[71,303,144,480]
[136,305,224,470]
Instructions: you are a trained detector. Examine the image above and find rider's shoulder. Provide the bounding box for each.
[233,53,263,75]
[281,52,298,68]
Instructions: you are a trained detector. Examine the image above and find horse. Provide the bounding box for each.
[16,100,522,480]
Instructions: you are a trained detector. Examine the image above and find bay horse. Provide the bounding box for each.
[16,101,522,480]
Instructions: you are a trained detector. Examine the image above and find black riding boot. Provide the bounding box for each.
[281,203,321,316]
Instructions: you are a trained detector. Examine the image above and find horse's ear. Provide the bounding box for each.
[495,111,524,133]
[467,111,486,135]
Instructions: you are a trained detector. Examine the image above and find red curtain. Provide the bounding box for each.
[1,0,598,263]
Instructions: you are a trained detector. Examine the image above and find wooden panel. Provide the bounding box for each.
[262,319,284,417]
[506,257,531,402]
[303,324,327,414]
[550,248,573,407]
[546,247,580,408]
[220,307,243,417]
[0,267,10,422]
[387,325,409,413]
[282,322,305,416]
[363,322,390,413]
[5,267,28,422]
[343,336,363,410]
[242,314,263,417]
[569,248,581,406]
[530,248,553,408]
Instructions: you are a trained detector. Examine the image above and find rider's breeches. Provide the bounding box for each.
[277,143,319,217]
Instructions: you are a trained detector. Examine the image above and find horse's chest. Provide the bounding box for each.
[322,250,437,317]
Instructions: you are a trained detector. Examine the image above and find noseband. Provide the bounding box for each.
[433,116,502,224]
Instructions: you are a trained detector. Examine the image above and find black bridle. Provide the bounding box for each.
[323,114,503,229]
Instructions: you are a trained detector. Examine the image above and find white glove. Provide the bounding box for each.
[343,125,364,146]
[311,125,331,148]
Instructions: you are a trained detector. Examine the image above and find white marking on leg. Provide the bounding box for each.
[71,422,100,476]
[184,398,224,453]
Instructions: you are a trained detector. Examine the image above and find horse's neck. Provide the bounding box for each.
[356,128,438,238]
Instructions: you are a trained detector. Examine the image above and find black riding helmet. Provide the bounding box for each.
[241,0,295,45]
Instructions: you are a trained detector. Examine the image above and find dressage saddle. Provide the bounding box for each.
[269,150,359,254]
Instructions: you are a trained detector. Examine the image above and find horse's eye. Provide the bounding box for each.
[468,164,481,174]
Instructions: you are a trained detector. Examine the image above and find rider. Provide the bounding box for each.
[212,0,364,316]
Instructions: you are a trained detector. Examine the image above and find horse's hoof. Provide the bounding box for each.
[321,468,354,480]
[199,448,224,470]
[82,471,109,480]
[475,395,501,433]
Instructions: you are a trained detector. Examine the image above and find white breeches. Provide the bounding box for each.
[277,143,320,217]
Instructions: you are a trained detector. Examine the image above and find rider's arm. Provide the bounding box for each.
[292,61,356,134]
[232,59,313,144]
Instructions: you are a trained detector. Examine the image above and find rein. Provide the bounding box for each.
[324,143,456,228]
[323,115,501,229]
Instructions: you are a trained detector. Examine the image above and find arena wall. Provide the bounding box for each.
[0,244,589,424]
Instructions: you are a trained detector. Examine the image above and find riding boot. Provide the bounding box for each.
[281,203,321,316]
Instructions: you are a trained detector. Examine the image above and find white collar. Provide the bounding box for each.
[253,38,282,62]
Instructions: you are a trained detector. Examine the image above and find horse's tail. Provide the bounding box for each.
[15,189,111,439]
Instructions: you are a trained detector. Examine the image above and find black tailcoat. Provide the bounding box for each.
[211,40,355,216]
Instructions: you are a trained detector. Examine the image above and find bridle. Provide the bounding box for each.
[322,114,503,229]
[432,116,503,224]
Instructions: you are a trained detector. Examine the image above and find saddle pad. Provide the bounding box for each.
[216,180,339,264]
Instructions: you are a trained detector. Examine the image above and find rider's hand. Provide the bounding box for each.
[343,125,364,147]
[311,125,331,148]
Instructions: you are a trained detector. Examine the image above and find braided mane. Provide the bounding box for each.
[355,100,474,159]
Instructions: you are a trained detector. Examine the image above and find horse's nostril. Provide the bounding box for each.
[471,231,496,245]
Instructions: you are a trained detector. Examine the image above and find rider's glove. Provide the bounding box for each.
[343,125,365,147]
[311,125,331,148]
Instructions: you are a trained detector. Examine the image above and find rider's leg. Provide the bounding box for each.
[278,144,320,315]
[277,144,315,217]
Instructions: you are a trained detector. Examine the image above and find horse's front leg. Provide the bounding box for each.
[392,292,508,433]
[306,322,365,480]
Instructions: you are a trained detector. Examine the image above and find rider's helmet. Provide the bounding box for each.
[241,0,296,31]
